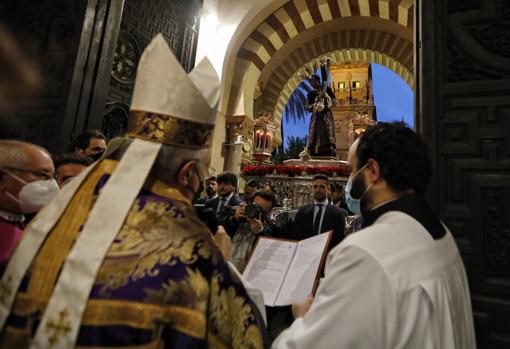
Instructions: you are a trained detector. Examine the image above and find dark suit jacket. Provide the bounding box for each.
[289,203,347,249]
[205,194,242,228]
[204,194,242,211]
[194,196,214,205]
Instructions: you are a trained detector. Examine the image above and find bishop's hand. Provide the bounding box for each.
[214,226,232,261]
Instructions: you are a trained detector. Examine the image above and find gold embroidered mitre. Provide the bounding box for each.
[127,34,220,148]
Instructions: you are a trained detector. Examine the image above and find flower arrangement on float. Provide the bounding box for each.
[241,164,350,177]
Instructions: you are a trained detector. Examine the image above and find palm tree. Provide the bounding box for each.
[272,135,308,163]
[272,145,286,164]
[285,135,308,159]
[283,80,313,124]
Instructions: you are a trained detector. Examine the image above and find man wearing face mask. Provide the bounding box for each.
[273,122,475,349]
[0,140,58,273]
[70,129,108,161]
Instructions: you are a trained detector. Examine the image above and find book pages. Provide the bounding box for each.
[274,232,331,306]
[243,238,296,306]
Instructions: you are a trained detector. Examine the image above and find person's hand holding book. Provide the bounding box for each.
[292,294,314,319]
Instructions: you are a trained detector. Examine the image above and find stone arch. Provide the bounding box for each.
[236,0,413,72]
[271,48,412,126]
[221,0,414,143]
[261,30,414,133]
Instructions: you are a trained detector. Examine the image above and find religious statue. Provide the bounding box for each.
[300,58,337,158]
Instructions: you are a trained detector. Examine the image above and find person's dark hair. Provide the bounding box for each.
[252,189,276,208]
[246,179,259,189]
[216,171,237,187]
[330,182,341,193]
[356,122,432,194]
[53,153,93,168]
[313,174,329,183]
[69,129,107,151]
[206,176,217,183]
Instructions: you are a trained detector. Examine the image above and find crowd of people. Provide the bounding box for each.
[192,171,349,272]
[0,130,107,272]
[0,31,476,348]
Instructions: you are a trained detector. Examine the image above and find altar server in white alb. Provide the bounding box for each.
[273,122,476,349]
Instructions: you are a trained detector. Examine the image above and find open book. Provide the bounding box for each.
[242,231,332,307]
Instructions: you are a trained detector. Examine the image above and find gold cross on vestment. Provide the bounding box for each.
[46,308,72,346]
[0,275,13,303]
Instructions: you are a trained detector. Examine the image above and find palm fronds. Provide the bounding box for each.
[283,79,313,124]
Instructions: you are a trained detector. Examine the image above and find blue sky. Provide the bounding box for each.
[282,63,414,149]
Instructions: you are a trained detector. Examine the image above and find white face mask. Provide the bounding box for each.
[4,171,60,214]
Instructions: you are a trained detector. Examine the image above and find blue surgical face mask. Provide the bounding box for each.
[344,164,373,215]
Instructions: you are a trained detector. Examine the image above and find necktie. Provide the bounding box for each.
[312,204,324,235]
[218,198,226,213]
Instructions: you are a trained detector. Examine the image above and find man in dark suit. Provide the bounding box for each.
[205,171,242,227]
[195,176,218,204]
[290,174,347,248]
[267,174,347,340]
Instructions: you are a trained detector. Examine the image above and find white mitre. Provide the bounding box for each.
[128,33,220,148]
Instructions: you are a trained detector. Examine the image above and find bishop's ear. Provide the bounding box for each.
[176,160,196,187]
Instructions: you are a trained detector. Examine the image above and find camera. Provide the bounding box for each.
[245,203,262,219]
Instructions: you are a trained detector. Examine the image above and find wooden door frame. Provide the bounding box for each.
[59,0,125,151]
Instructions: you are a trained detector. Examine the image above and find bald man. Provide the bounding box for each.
[0,140,58,272]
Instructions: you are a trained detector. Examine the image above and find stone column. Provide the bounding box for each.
[223,140,243,175]
[222,114,253,174]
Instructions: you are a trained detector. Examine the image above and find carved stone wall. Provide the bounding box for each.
[104,0,201,138]
[421,1,510,347]
[0,0,84,151]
